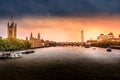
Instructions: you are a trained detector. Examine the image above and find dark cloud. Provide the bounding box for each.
[0,0,120,18]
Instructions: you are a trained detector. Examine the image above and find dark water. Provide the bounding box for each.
[1,47,120,80]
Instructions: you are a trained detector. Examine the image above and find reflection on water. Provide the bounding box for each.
[1,47,120,80]
[2,47,120,63]
[4,46,120,64]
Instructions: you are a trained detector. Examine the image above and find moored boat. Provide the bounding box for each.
[9,53,23,59]
[0,52,11,59]
[0,52,23,59]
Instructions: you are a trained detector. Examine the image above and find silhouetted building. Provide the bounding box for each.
[7,17,17,38]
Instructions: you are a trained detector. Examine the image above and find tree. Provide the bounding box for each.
[0,38,31,51]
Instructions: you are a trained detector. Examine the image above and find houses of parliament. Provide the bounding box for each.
[7,19,17,38]
[28,32,43,48]
[7,18,48,48]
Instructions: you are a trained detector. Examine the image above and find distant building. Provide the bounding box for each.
[44,40,49,47]
[81,30,84,42]
[119,34,120,38]
[26,37,28,41]
[29,32,43,48]
[108,38,120,42]
[97,32,114,42]
[107,32,114,38]
[97,34,108,41]
[86,40,97,45]
[7,17,17,38]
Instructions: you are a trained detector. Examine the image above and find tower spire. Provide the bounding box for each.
[26,36,28,40]
[38,33,40,40]
[81,30,84,42]
[7,17,17,38]
[30,32,33,40]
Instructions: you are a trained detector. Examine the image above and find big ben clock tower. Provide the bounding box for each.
[7,17,17,38]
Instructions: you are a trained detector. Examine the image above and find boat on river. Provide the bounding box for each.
[106,48,112,52]
[22,50,35,54]
[0,52,22,59]
[0,52,11,59]
[9,53,22,59]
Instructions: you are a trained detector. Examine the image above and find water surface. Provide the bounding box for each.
[1,47,120,80]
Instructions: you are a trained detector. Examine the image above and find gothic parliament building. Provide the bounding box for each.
[7,20,17,38]
[7,18,45,48]
[28,32,43,48]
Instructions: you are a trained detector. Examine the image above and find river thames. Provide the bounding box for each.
[1,47,120,80]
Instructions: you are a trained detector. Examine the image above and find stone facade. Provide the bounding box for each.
[97,32,114,42]
[86,40,97,45]
[28,32,43,48]
[7,21,17,38]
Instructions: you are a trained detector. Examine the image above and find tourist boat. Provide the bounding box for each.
[0,52,11,59]
[106,48,112,52]
[9,53,23,59]
[22,50,35,54]
[0,52,22,59]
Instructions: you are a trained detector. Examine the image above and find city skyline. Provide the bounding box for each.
[0,16,120,42]
[1,1,120,80]
[0,0,120,42]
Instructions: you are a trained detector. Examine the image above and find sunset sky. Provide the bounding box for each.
[0,0,120,42]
